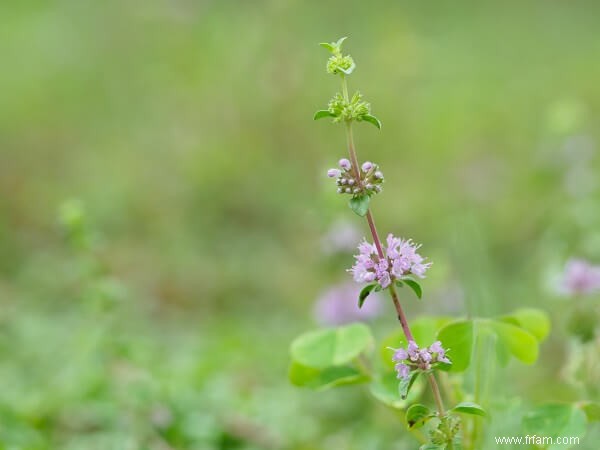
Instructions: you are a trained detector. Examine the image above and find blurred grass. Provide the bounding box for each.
[1,0,600,448]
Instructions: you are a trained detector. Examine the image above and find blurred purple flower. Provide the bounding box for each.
[561,259,600,296]
[314,282,382,326]
[321,219,362,255]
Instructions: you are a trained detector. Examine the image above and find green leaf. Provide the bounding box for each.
[358,283,377,308]
[335,36,348,48]
[369,370,423,409]
[436,320,474,372]
[290,323,373,369]
[489,320,539,364]
[319,37,347,54]
[578,401,600,422]
[522,404,587,449]
[288,361,368,390]
[319,42,336,53]
[313,110,336,120]
[500,308,551,342]
[452,402,487,417]
[349,194,370,217]
[406,404,435,429]
[361,114,382,129]
[420,445,444,450]
[399,370,420,400]
[402,278,422,299]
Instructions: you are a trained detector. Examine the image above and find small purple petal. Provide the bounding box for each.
[395,363,410,379]
[327,168,341,178]
[429,341,444,354]
[393,348,408,361]
[407,341,419,360]
[419,349,432,363]
[378,272,391,289]
[339,158,352,170]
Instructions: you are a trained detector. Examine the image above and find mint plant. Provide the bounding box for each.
[288,37,570,449]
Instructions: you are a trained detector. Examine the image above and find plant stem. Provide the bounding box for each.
[366,209,385,259]
[344,118,415,342]
[344,119,362,184]
[388,283,415,342]
[428,373,446,417]
[341,74,446,424]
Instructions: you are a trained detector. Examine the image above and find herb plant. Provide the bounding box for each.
[288,37,597,449]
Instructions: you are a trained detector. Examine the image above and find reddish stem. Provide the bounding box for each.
[340,72,445,432]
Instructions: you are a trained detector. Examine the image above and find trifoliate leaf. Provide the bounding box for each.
[489,320,539,364]
[290,323,373,369]
[500,308,551,342]
[436,320,474,372]
[522,404,587,445]
[288,361,368,390]
[578,401,600,422]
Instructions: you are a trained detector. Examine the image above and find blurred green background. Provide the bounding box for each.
[1,1,600,448]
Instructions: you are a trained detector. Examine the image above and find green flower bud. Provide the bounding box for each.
[326,54,355,75]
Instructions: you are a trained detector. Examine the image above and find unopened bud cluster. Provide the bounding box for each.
[327,54,355,75]
[328,92,371,123]
[327,158,384,196]
[431,415,461,445]
[321,36,356,76]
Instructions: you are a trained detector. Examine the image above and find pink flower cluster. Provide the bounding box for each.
[390,340,451,380]
[349,234,431,289]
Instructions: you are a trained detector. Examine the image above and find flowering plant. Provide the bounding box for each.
[288,37,598,449]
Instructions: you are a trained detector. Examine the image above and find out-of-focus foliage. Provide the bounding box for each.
[1,0,600,448]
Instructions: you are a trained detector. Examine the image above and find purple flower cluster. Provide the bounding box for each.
[327,158,384,197]
[390,340,451,379]
[314,282,382,326]
[349,234,431,289]
[321,219,362,255]
[561,259,600,296]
